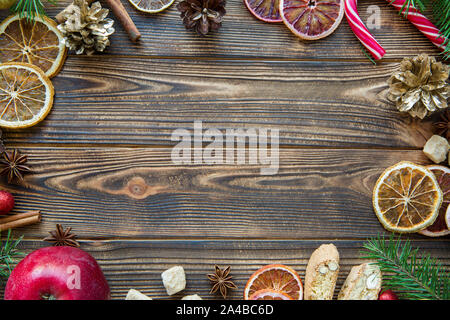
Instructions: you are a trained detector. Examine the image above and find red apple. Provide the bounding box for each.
[4,246,110,300]
[0,190,14,215]
[378,289,398,300]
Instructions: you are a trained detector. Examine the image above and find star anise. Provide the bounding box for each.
[207,265,237,299]
[177,0,226,36]
[0,149,31,184]
[433,109,450,140]
[43,224,80,247]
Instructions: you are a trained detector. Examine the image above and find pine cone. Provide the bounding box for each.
[57,0,115,55]
[177,0,226,36]
[387,54,449,119]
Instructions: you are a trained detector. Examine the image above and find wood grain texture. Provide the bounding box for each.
[1,147,443,240]
[1,0,449,302]
[2,0,440,60]
[1,239,447,299]
[2,57,435,148]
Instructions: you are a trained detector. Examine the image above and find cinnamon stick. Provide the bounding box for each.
[106,0,141,42]
[0,210,41,231]
[56,0,141,42]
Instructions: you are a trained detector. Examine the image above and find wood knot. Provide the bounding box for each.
[122,176,166,200]
[128,178,148,197]
[78,171,169,200]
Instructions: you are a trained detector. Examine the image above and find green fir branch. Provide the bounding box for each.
[431,0,450,59]
[0,229,23,282]
[10,0,57,22]
[391,0,450,60]
[361,234,449,300]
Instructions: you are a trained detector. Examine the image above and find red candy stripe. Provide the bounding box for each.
[344,0,386,60]
[389,0,446,50]
[344,0,447,60]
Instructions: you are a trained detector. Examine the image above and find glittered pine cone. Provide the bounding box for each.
[177,0,226,36]
[387,54,449,119]
[57,0,115,55]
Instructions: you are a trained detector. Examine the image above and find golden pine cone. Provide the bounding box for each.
[387,54,449,119]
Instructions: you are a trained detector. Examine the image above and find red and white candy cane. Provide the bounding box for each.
[344,0,386,60]
[344,0,448,60]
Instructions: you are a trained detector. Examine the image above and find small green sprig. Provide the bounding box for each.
[362,234,449,300]
[10,0,57,22]
[0,229,23,282]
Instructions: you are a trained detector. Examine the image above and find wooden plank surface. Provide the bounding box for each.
[3,58,435,148]
[2,147,439,240]
[1,239,447,300]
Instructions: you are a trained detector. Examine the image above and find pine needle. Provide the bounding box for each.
[389,0,428,16]
[10,0,57,22]
[359,43,377,65]
[361,234,449,300]
[0,229,23,282]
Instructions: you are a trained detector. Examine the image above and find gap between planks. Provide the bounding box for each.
[3,143,424,151]
[63,54,409,64]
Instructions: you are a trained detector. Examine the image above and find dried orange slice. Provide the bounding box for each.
[128,0,175,13]
[244,264,303,300]
[280,0,344,40]
[249,289,294,300]
[418,165,450,237]
[372,161,443,233]
[0,14,67,78]
[245,0,282,23]
[0,62,54,129]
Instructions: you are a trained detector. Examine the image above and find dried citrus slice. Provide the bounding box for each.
[244,264,303,300]
[0,62,54,129]
[418,165,450,237]
[280,0,344,40]
[249,289,294,300]
[245,0,282,23]
[0,14,67,79]
[372,161,443,233]
[128,0,175,13]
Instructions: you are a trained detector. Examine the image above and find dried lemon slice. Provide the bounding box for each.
[0,62,54,129]
[0,14,67,78]
[128,0,175,13]
[372,161,443,233]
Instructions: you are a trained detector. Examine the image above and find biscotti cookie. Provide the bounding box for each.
[304,244,340,300]
[338,263,382,300]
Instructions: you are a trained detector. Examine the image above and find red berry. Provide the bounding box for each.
[378,289,398,300]
[0,190,14,215]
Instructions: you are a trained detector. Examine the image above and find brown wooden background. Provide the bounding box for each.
[0,0,449,300]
